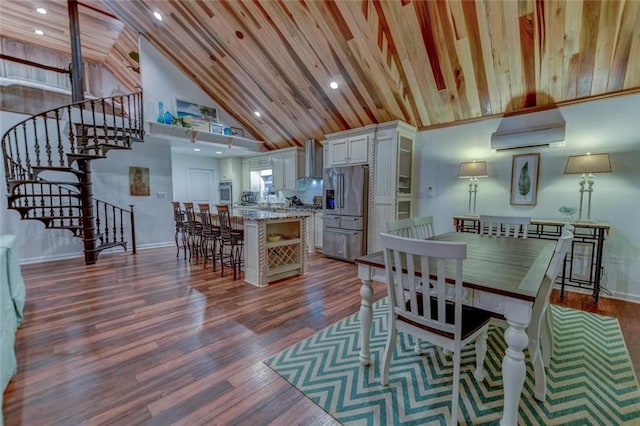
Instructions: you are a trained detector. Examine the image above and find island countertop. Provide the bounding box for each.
[233,207,311,221]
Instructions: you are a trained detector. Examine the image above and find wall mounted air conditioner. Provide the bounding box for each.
[491,124,566,151]
[491,108,566,151]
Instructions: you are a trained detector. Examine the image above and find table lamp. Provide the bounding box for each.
[563,153,611,222]
[458,161,488,215]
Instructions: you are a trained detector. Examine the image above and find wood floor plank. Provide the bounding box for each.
[2,246,637,425]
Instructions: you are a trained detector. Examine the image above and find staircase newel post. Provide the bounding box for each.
[79,159,98,264]
[130,204,137,255]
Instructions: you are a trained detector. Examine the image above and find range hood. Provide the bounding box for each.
[299,138,323,180]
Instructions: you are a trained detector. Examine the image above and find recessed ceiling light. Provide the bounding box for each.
[193,148,200,152]
[254,111,261,117]
[36,7,47,14]
[216,151,222,154]
[153,11,163,21]
[34,29,44,35]
[329,81,339,90]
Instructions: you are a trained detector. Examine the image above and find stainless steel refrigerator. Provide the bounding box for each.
[322,165,368,262]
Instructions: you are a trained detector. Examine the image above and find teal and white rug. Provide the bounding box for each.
[265,298,640,425]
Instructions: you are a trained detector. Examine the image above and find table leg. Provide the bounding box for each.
[358,265,374,365]
[500,299,532,426]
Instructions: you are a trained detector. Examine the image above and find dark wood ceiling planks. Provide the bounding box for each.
[2,0,639,149]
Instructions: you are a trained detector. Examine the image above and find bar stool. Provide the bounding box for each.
[198,203,220,270]
[216,204,244,280]
[183,202,202,262]
[171,201,188,259]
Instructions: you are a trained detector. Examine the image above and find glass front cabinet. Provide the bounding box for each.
[372,121,416,252]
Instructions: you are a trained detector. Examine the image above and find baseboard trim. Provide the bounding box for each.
[19,241,175,264]
[553,284,640,305]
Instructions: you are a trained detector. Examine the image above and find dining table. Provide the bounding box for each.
[355,232,556,426]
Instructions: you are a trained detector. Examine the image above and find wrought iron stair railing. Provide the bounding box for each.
[2,91,143,264]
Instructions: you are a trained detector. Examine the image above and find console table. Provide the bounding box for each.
[452,215,610,302]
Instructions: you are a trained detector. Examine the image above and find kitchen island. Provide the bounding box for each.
[235,208,311,287]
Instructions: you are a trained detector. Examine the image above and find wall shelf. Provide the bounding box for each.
[146,122,266,154]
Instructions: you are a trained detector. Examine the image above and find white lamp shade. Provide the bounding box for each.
[458,161,488,178]
[564,153,611,174]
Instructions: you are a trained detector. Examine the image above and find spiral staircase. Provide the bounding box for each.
[1,92,144,264]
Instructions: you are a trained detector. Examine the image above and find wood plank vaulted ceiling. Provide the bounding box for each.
[2,0,639,150]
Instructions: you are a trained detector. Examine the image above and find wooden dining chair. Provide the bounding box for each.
[183,202,202,261]
[385,218,415,238]
[412,215,435,240]
[491,225,574,402]
[216,204,244,280]
[379,233,492,425]
[171,201,187,259]
[197,203,220,270]
[479,215,531,238]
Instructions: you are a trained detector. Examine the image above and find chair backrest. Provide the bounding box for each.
[546,229,574,283]
[198,203,212,229]
[379,232,467,338]
[479,215,531,238]
[172,202,185,226]
[386,218,415,238]
[412,216,435,240]
[216,204,232,234]
[183,202,198,228]
[529,230,574,337]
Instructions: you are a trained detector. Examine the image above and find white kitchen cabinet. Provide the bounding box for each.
[272,148,303,191]
[219,158,234,181]
[324,124,375,168]
[241,159,251,191]
[314,212,323,249]
[371,120,416,252]
[305,213,315,253]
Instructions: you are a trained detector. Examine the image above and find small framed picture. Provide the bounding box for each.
[510,153,540,205]
[230,127,244,137]
[210,122,224,134]
[129,166,150,196]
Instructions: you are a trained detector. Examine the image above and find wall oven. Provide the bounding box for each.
[219,181,232,205]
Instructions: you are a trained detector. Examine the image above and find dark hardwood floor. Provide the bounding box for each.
[3,247,639,425]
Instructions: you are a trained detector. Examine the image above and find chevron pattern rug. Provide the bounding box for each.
[265,298,640,425]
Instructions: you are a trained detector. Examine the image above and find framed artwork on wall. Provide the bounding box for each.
[510,153,540,205]
[129,166,150,196]
[174,98,217,129]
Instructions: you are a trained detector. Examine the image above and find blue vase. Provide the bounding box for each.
[163,111,173,125]
[156,102,165,123]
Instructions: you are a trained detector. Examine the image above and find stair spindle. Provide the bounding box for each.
[43,113,52,167]
[55,109,65,167]
[66,105,76,154]
[111,204,117,243]
[33,116,41,167]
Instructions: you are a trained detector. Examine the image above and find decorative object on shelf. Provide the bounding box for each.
[564,153,611,222]
[163,110,173,125]
[223,127,231,135]
[458,160,487,214]
[558,206,577,222]
[171,115,192,129]
[510,153,540,206]
[127,51,140,73]
[211,122,224,135]
[156,101,165,123]
[230,127,244,137]
[129,166,150,196]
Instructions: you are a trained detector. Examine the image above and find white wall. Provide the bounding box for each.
[415,92,640,301]
[171,154,220,203]
[139,36,246,135]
